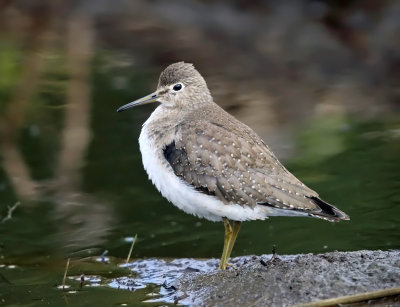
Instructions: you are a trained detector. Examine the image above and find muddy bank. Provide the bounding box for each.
[114,250,400,306]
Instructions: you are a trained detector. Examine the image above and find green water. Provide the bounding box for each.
[0,53,399,305]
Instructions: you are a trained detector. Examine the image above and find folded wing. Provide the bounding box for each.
[164,119,349,222]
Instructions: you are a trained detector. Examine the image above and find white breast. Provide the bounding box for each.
[138,122,280,222]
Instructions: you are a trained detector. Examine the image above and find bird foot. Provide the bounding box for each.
[219,262,233,270]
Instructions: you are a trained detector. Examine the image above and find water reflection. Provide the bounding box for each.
[0,52,399,261]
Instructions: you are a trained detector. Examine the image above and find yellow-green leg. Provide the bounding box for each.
[225,221,241,263]
[219,218,232,270]
[219,218,242,270]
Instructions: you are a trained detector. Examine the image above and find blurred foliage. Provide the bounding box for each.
[0,43,22,114]
[290,113,348,167]
[83,52,153,194]
[19,51,68,180]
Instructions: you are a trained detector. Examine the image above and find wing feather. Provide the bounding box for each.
[163,117,348,221]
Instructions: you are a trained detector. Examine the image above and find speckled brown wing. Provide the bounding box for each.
[163,118,348,221]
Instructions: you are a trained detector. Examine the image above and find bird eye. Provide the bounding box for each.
[173,83,183,91]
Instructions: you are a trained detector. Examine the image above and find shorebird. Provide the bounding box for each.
[117,62,350,270]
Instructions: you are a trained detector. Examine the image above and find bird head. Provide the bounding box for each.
[117,62,211,112]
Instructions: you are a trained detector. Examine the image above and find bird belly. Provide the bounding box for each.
[139,128,273,222]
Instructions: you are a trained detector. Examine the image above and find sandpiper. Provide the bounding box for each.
[117,62,349,270]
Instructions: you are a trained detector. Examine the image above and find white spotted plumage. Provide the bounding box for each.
[139,106,309,222]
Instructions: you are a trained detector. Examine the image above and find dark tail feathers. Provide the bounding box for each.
[308,196,350,222]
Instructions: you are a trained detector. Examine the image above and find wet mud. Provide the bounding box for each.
[113,250,400,306]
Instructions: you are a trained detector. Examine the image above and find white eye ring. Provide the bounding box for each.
[172,83,184,91]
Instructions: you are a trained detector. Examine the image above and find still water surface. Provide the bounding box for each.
[0,58,399,305]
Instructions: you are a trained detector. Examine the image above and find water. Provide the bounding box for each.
[0,54,399,305]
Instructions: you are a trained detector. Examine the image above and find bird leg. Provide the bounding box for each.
[219,217,232,270]
[219,219,242,270]
[225,220,242,265]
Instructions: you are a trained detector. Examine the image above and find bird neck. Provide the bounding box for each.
[142,105,181,148]
[142,99,217,149]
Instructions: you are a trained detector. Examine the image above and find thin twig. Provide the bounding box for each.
[292,286,400,307]
[126,234,138,264]
[1,202,20,223]
[99,250,109,263]
[247,295,264,307]
[62,258,71,290]
[79,274,85,289]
